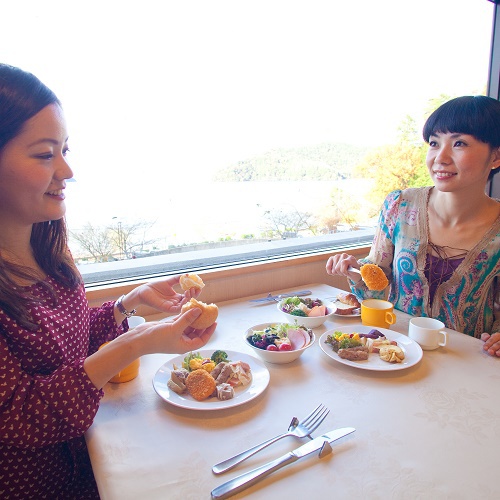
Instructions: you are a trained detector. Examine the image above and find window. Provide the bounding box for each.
[1,0,496,286]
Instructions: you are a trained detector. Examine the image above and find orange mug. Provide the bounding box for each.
[361,299,396,329]
[99,316,145,383]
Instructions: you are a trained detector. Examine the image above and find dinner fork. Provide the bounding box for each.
[212,404,329,474]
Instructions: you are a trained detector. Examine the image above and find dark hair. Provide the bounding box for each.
[0,64,81,329]
[423,95,500,148]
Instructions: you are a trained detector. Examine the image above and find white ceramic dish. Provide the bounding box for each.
[245,323,316,364]
[319,325,423,371]
[276,299,335,328]
[152,350,270,410]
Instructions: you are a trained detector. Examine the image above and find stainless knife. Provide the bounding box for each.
[211,427,355,499]
[249,290,312,303]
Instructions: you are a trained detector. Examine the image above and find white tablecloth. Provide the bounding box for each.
[86,284,500,499]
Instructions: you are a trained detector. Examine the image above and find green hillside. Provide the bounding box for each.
[213,142,371,181]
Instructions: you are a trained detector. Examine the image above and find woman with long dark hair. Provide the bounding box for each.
[0,64,216,498]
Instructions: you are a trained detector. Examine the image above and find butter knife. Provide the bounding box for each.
[211,427,355,499]
[249,290,312,303]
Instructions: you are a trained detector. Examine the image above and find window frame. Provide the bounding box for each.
[86,0,499,294]
[488,0,500,198]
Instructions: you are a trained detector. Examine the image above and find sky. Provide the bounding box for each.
[0,0,495,240]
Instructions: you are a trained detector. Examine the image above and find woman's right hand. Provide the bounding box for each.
[326,253,360,280]
[131,308,216,356]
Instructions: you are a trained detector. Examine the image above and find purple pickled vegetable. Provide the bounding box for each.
[359,329,385,339]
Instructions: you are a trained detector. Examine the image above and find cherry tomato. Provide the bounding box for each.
[266,344,278,351]
[279,343,292,351]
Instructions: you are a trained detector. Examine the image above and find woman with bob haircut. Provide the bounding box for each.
[327,95,500,356]
[0,63,216,498]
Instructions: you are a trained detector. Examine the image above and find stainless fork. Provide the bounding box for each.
[212,404,329,474]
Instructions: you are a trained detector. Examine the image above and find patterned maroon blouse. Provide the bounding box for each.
[0,277,125,498]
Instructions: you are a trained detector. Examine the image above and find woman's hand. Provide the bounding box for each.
[121,275,202,319]
[86,307,216,389]
[130,308,216,355]
[481,332,500,357]
[326,253,361,281]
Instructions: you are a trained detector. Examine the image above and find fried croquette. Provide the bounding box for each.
[360,264,389,291]
[185,369,216,401]
[181,298,218,329]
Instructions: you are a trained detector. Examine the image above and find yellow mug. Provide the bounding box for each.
[361,299,396,329]
[99,316,145,383]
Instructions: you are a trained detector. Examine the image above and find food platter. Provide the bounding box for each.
[319,325,423,371]
[153,350,270,410]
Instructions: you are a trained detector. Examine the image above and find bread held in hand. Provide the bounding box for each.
[181,298,218,329]
[179,273,205,291]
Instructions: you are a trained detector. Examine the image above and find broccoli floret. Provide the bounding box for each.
[211,350,230,364]
[290,309,307,317]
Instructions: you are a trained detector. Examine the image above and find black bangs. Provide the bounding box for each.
[422,95,500,148]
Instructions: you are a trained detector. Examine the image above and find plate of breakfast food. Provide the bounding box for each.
[331,292,361,317]
[319,325,423,371]
[153,349,270,410]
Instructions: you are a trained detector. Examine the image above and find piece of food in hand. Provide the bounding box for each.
[179,273,205,291]
[338,346,369,361]
[337,292,361,308]
[379,345,405,363]
[360,264,389,291]
[181,298,218,329]
[185,369,217,401]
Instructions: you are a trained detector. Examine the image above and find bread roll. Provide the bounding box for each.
[179,273,205,291]
[185,369,216,401]
[337,292,361,308]
[181,298,218,329]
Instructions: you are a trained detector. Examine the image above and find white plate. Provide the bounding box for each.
[153,350,270,410]
[331,308,361,318]
[319,325,423,371]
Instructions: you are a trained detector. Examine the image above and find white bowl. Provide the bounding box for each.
[245,323,316,364]
[276,299,335,328]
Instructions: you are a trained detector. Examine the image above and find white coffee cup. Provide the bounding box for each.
[408,317,448,350]
[127,316,146,329]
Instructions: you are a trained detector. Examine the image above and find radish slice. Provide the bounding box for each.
[287,329,309,350]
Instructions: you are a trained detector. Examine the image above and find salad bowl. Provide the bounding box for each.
[245,322,316,364]
[277,296,335,328]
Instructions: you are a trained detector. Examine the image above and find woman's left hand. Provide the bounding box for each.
[136,276,201,314]
[481,332,500,357]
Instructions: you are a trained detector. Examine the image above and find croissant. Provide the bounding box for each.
[337,292,361,308]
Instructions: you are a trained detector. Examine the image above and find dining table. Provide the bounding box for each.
[85,283,500,500]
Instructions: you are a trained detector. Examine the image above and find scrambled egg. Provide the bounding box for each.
[189,358,216,372]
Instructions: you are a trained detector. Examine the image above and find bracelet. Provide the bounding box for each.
[116,295,136,318]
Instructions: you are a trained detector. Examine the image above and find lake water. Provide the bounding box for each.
[65,179,372,249]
